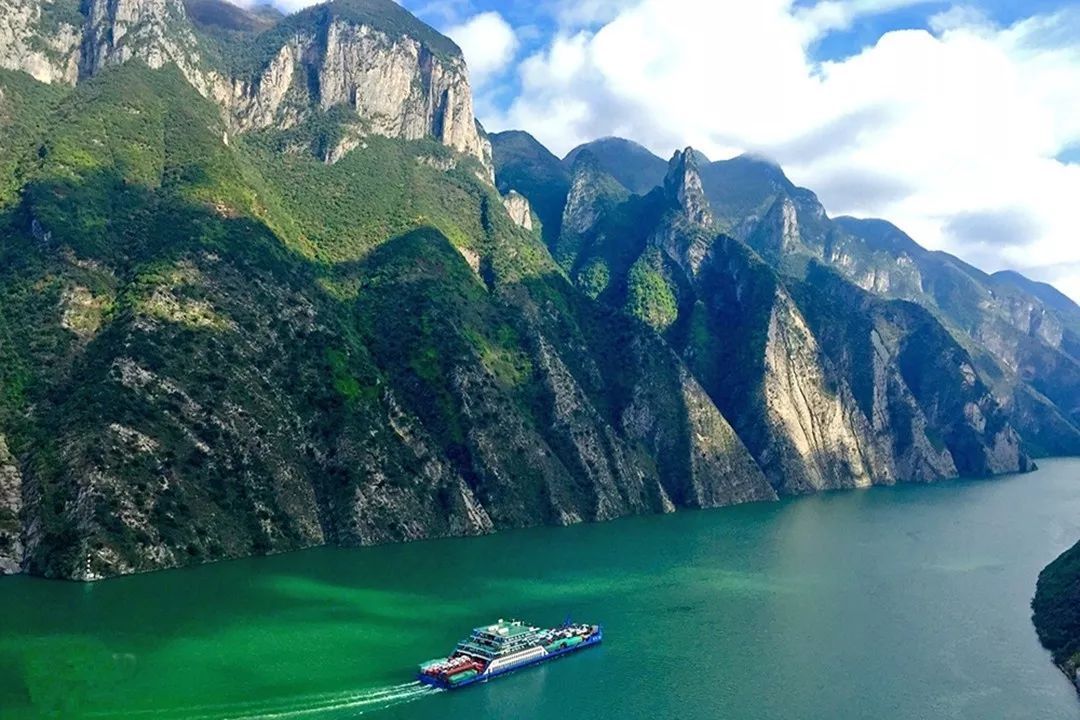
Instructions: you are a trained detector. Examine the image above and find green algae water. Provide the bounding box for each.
[3,460,1080,720]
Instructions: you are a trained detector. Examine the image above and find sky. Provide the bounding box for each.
[248,0,1080,300]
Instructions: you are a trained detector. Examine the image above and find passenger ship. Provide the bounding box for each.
[417,618,602,689]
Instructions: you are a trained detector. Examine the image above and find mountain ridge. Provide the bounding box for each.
[0,0,1072,581]
[492,133,1080,460]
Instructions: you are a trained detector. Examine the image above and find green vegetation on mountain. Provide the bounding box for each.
[1,0,1076,582]
[626,249,678,331]
[1033,539,1080,691]
[0,69,70,205]
[0,56,775,578]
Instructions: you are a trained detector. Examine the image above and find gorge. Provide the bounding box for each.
[2,0,1080,714]
[1,0,1077,582]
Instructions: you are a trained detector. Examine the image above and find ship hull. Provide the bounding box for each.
[417,628,603,690]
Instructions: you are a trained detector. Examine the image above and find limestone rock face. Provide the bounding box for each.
[554,150,629,266]
[1,0,494,173]
[0,0,81,83]
[615,332,776,507]
[0,435,23,574]
[562,151,614,237]
[655,147,717,277]
[502,190,532,230]
[81,0,198,79]
[750,197,805,260]
[788,267,960,484]
[759,289,877,492]
[676,368,778,506]
[221,18,492,175]
[665,148,713,227]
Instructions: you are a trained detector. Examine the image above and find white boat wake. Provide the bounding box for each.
[87,681,440,720]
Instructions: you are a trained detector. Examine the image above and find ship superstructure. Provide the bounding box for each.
[417,618,602,689]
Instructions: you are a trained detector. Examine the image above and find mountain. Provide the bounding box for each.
[498,136,1080,460]
[0,0,782,580]
[489,130,568,245]
[1,0,492,171]
[563,137,670,195]
[0,0,1066,581]
[535,148,1029,492]
[1033,539,1080,695]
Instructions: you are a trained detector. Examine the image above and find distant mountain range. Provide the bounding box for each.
[0,0,1076,580]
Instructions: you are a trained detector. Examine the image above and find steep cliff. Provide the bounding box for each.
[527,147,1030,493]
[0,0,494,173]
[0,434,21,573]
[498,136,1080,463]
[502,190,533,230]
[0,0,1067,581]
[0,63,770,579]
[0,0,82,84]
[210,1,492,174]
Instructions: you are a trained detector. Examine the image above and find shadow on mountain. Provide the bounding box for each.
[1,162,773,582]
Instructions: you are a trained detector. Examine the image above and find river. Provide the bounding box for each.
[2,459,1080,719]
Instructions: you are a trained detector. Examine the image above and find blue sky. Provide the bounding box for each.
[400,1,1078,74]
[376,0,1080,298]
[797,0,1072,59]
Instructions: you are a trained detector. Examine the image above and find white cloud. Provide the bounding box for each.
[267,0,321,12]
[928,4,993,33]
[445,11,519,81]
[482,0,1080,300]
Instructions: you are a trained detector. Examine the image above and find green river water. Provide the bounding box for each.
[3,459,1080,719]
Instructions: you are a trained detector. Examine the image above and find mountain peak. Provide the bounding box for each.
[664,147,713,226]
[568,147,602,174]
[563,137,667,194]
[558,147,631,265]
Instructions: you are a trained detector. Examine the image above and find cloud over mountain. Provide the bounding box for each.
[439,0,1080,299]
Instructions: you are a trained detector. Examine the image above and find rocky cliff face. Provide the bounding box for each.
[0,0,494,174]
[757,288,878,491]
[217,12,491,174]
[80,0,200,79]
[502,190,532,230]
[512,144,1035,494]
[555,150,631,268]
[0,435,22,573]
[0,0,81,83]
[0,0,1065,581]
[664,148,713,228]
[686,234,906,494]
